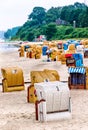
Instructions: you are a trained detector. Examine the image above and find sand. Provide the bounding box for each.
[0,46,88,130]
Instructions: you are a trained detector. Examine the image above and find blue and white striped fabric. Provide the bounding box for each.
[68,67,85,74]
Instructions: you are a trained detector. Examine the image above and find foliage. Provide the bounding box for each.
[4,26,20,39]
[45,23,57,40]
[28,7,46,25]
[5,2,88,41]
[79,7,88,27]
[45,7,61,24]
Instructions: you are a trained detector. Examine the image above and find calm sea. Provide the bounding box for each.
[0,43,19,53]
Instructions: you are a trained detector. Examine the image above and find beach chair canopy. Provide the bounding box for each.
[68,67,85,74]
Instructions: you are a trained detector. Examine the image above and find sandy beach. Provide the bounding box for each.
[0,45,88,130]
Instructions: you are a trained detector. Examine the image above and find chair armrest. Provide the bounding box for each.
[35,99,46,121]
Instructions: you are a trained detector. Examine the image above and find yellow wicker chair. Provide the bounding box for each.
[1,67,25,92]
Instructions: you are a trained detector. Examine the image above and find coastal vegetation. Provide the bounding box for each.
[4,2,88,41]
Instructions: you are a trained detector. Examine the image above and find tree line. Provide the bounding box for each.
[4,2,88,41]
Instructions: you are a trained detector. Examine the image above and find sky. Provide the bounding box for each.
[0,0,87,31]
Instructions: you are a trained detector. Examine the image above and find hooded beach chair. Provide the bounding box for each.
[35,81,71,122]
[27,69,60,103]
[1,66,25,92]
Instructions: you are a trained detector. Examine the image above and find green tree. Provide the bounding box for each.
[45,23,57,40]
[11,3,88,41]
[79,7,88,27]
[4,27,20,39]
[60,6,69,21]
[60,2,87,27]
[26,31,35,41]
[45,7,61,24]
[28,7,46,25]
[4,29,11,39]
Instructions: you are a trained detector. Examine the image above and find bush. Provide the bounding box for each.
[65,27,74,35]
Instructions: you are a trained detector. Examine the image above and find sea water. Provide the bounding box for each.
[0,43,19,53]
